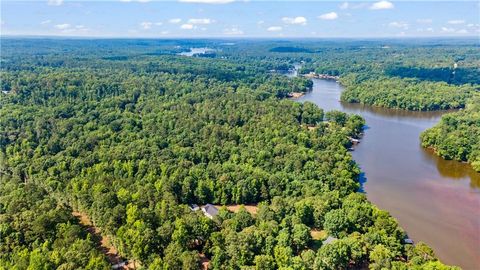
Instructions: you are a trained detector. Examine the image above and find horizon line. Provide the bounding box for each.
[2,34,479,40]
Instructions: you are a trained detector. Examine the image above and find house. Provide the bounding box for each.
[322,236,338,245]
[201,204,219,219]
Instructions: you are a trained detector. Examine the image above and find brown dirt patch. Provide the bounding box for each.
[214,204,258,215]
[72,211,132,268]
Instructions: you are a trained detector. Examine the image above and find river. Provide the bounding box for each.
[297,78,480,269]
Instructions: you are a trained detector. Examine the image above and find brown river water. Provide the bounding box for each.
[297,78,480,269]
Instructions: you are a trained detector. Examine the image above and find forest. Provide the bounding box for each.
[0,38,464,269]
[339,76,476,111]
[421,97,480,172]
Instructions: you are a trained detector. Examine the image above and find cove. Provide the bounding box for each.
[297,78,480,269]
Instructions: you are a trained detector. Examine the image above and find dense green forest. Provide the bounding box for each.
[0,181,110,269]
[0,38,462,269]
[340,76,476,111]
[421,97,480,172]
[291,39,479,112]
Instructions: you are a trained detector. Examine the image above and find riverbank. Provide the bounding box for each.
[296,78,480,269]
[288,92,305,98]
[303,72,340,80]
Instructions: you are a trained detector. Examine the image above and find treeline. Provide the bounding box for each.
[340,76,476,111]
[290,41,479,112]
[385,66,480,86]
[294,43,480,86]
[0,38,458,269]
[421,97,480,171]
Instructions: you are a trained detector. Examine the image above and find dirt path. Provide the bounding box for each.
[214,204,258,215]
[72,211,134,269]
[199,253,210,270]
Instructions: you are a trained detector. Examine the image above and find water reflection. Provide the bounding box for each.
[340,101,449,119]
[178,47,214,57]
[357,172,367,193]
[421,148,480,189]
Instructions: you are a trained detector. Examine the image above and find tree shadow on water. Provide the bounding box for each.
[357,172,367,193]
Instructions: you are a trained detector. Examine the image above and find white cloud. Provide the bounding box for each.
[416,27,433,33]
[318,12,338,20]
[187,18,214,24]
[282,16,307,25]
[140,21,153,29]
[41,20,52,25]
[416,19,432,24]
[54,23,71,30]
[169,18,182,24]
[155,22,163,26]
[267,26,282,32]
[420,27,434,32]
[370,1,394,10]
[339,2,349,9]
[160,31,169,35]
[180,23,195,29]
[179,0,234,3]
[457,29,468,34]
[447,20,465,25]
[48,0,63,6]
[441,27,455,33]
[223,27,244,35]
[52,23,89,34]
[257,20,264,25]
[388,21,409,29]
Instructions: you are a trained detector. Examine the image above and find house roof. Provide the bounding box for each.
[202,204,219,217]
[322,236,338,245]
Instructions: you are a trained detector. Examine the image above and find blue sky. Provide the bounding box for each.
[1,1,479,38]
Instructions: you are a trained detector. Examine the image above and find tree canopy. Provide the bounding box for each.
[0,38,462,269]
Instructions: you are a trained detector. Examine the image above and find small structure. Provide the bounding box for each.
[201,204,219,219]
[189,204,200,211]
[348,137,360,144]
[322,236,338,245]
[404,238,414,245]
[303,72,340,80]
[112,261,126,269]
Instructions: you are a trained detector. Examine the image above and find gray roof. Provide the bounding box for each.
[322,236,338,245]
[404,238,414,245]
[202,204,219,217]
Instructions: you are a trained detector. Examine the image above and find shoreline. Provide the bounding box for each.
[287,92,306,98]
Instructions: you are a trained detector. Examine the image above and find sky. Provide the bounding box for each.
[1,0,479,38]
